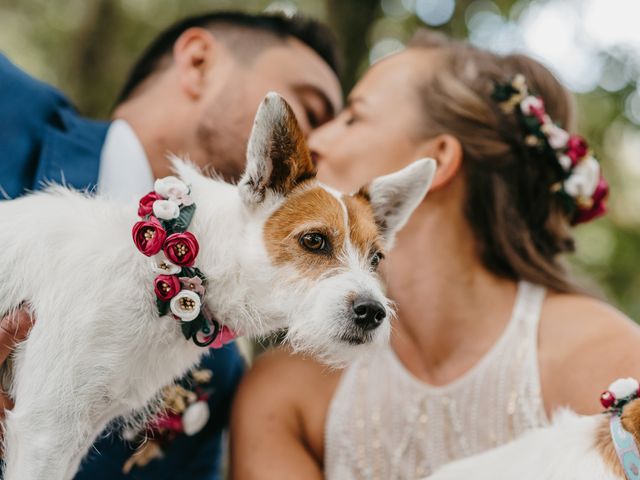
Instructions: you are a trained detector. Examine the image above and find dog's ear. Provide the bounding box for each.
[356,158,436,248]
[239,92,316,205]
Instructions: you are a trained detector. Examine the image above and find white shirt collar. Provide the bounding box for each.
[97,119,154,202]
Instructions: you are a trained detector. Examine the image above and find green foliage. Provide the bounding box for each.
[162,204,196,235]
[156,297,170,317]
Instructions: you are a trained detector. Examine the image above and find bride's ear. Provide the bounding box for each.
[417,134,462,190]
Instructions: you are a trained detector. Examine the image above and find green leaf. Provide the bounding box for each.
[159,218,174,235]
[173,204,196,233]
[192,267,207,283]
[181,321,195,340]
[522,115,542,133]
[491,83,517,102]
[156,298,170,316]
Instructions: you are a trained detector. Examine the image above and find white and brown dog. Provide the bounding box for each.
[428,378,640,480]
[0,92,436,480]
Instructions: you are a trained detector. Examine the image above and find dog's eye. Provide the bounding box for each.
[370,251,384,270]
[300,233,329,253]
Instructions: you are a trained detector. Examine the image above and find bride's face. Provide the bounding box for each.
[308,50,431,193]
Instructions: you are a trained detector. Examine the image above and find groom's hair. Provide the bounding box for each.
[115,11,340,105]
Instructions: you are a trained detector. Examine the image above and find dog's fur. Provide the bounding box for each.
[428,402,640,480]
[0,93,436,479]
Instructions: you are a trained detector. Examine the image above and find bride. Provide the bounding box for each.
[230,29,640,479]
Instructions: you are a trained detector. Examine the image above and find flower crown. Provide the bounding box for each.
[131,177,235,348]
[492,74,609,225]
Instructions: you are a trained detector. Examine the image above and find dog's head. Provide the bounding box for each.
[229,92,436,364]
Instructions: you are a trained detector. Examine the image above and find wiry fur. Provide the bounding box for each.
[427,409,627,480]
[0,93,436,479]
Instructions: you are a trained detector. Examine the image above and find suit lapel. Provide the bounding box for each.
[33,107,109,193]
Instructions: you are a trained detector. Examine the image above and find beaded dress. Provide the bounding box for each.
[324,281,549,479]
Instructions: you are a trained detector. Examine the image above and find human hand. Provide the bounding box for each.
[0,308,35,414]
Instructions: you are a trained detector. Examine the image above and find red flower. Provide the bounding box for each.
[132,217,166,256]
[150,411,183,433]
[138,192,163,218]
[600,390,616,409]
[154,274,181,301]
[163,232,200,267]
[573,176,609,225]
[566,135,589,165]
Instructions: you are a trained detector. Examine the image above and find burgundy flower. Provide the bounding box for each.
[566,135,589,165]
[600,391,615,409]
[573,176,609,225]
[138,192,163,218]
[150,411,183,433]
[132,217,166,256]
[163,232,200,267]
[154,274,182,301]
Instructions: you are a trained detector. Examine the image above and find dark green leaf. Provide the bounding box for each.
[181,321,195,340]
[173,204,196,233]
[159,219,174,235]
[192,267,207,283]
[156,298,170,316]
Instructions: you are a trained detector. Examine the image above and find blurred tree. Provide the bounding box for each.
[326,0,380,91]
[1,0,639,319]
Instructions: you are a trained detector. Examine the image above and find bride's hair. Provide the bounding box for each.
[409,30,580,293]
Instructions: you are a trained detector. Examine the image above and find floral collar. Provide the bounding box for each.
[601,378,640,480]
[132,176,236,348]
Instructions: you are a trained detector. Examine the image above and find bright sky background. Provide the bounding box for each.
[367,0,640,123]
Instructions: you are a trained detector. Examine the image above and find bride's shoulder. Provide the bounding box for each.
[541,292,636,337]
[538,292,640,415]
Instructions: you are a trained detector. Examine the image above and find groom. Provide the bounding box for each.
[0,10,341,479]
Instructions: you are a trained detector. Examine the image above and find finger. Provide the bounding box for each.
[1,308,34,341]
[0,391,13,414]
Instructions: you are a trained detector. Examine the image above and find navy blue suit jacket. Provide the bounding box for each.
[0,54,244,479]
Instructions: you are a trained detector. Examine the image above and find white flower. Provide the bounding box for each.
[563,156,600,199]
[150,252,181,275]
[511,74,528,97]
[520,95,543,116]
[171,193,194,207]
[558,155,573,172]
[546,125,570,150]
[609,377,639,399]
[170,290,201,321]
[182,400,210,436]
[154,176,189,199]
[152,199,180,220]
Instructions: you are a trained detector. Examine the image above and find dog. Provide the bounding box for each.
[427,378,640,480]
[0,92,436,479]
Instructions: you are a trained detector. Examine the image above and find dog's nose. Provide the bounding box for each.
[352,298,386,331]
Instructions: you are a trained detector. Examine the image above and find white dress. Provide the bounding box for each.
[324,281,549,479]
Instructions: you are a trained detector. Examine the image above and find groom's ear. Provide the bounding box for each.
[239,93,316,205]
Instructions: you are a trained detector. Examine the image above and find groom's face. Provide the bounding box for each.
[194,37,343,181]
